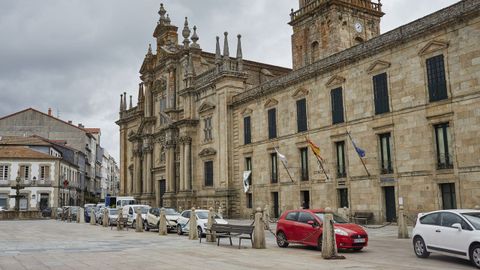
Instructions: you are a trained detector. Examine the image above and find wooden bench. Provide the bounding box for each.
[200,224,254,249]
[111,217,129,230]
[353,212,374,225]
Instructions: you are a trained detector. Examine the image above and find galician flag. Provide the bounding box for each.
[275,148,288,166]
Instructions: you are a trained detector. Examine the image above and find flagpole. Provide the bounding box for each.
[315,154,330,181]
[275,147,295,183]
[346,131,371,177]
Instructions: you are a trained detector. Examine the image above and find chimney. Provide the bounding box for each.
[48,108,52,116]
[78,123,84,128]
[68,120,72,124]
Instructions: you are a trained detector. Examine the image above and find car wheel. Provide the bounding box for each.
[276,231,289,248]
[144,221,149,231]
[197,226,203,238]
[177,225,183,235]
[413,236,430,258]
[316,236,322,251]
[132,220,136,229]
[470,244,480,269]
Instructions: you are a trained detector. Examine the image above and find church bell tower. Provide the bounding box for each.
[289,0,385,70]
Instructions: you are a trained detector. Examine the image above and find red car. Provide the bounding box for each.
[276,209,368,251]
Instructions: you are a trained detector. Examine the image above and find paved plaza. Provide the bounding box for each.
[0,220,473,270]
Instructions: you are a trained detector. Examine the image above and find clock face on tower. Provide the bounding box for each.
[354,22,363,33]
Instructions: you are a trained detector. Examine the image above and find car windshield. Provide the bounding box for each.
[314,213,349,224]
[196,212,220,219]
[462,212,480,230]
[165,208,179,215]
[109,209,118,215]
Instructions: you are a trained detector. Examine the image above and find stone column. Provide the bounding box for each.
[142,154,148,194]
[253,207,266,249]
[159,208,167,236]
[206,207,216,242]
[134,146,142,195]
[167,68,176,109]
[179,141,185,191]
[189,207,198,240]
[135,209,143,232]
[155,180,161,207]
[127,166,133,195]
[145,147,153,195]
[79,208,85,223]
[184,139,191,190]
[398,205,409,239]
[166,144,175,193]
[321,207,345,259]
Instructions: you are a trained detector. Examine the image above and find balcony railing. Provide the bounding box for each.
[290,0,382,23]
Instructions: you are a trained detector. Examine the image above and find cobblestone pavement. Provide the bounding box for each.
[0,220,473,270]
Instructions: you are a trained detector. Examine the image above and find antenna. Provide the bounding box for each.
[56,109,60,118]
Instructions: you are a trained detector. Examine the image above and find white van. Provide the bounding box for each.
[116,196,136,208]
[122,204,150,228]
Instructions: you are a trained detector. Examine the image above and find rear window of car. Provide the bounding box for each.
[419,213,440,225]
[285,212,298,221]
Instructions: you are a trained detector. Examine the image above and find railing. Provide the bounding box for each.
[290,0,382,22]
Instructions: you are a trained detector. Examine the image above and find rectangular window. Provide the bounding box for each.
[427,55,448,102]
[336,141,346,178]
[244,116,251,144]
[20,165,30,180]
[203,117,213,142]
[338,188,349,208]
[0,194,7,208]
[245,157,252,185]
[434,123,453,169]
[0,165,8,181]
[440,183,456,210]
[40,165,50,180]
[159,96,167,125]
[300,148,309,181]
[204,161,213,187]
[379,133,393,174]
[296,98,308,132]
[246,193,253,209]
[268,108,277,139]
[331,87,344,124]
[373,72,390,114]
[271,153,278,183]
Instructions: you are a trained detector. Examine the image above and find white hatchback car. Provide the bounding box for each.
[412,209,480,268]
[176,209,228,236]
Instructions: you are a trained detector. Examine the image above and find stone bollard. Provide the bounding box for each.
[179,206,183,213]
[206,207,216,242]
[135,208,143,232]
[189,207,198,240]
[90,208,96,225]
[253,207,266,249]
[77,208,81,223]
[68,207,72,222]
[52,207,57,220]
[117,208,124,231]
[398,205,409,239]
[218,205,224,218]
[263,205,270,230]
[322,207,345,260]
[158,208,168,236]
[79,208,85,223]
[103,208,109,227]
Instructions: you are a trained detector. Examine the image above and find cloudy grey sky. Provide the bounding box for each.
[0,0,459,161]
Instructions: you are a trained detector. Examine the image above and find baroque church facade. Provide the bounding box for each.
[117,0,480,221]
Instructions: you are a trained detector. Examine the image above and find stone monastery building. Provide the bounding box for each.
[117,0,480,222]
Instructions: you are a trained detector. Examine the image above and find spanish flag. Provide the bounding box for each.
[306,137,324,161]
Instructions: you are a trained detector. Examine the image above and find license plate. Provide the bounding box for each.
[353,238,366,243]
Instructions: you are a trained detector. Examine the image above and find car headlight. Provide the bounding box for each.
[334,228,349,236]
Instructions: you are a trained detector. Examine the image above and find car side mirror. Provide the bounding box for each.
[451,223,462,231]
[307,220,316,227]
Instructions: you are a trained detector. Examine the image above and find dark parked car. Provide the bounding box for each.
[41,207,52,217]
